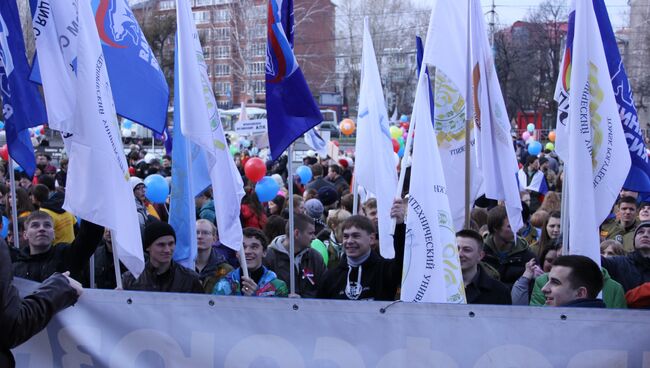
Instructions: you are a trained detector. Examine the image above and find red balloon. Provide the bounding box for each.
[244,157,266,183]
[40,127,46,135]
[129,167,136,176]
[0,144,7,161]
[392,138,400,153]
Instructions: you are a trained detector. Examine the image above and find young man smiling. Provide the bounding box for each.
[213,228,287,297]
[541,255,605,308]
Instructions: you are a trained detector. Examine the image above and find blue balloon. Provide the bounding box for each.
[255,176,280,202]
[241,139,251,148]
[400,114,408,122]
[250,147,259,155]
[528,141,543,156]
[1,216,8,239]
[0,121,4,129]
[123,119,133,129]
[295,165,312,185]
[397,146,405,158]
[144,174,169,203]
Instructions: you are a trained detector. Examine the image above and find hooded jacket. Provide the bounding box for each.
[482,234,535,289]
[263,235,326,298]
[12,221,104,283]
[317,224,405,301]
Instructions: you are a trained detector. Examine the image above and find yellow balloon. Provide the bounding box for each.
[390,126,402,139]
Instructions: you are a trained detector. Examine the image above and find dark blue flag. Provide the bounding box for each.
[266,0,323,160]
[415,36,436,127]
[0,0,46,177]
[593,0,650,192]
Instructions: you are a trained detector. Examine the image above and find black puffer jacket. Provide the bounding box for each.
[1,239,78,368]
[12,221,104,282]
[122,260,203,293]
[601,251,650,292]
[482,235,535,289]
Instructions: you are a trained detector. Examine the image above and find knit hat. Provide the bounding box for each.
[318,186,338,206]
[129,176,144,191]
[143,221,176,250]
[634,221,650,244]
[304,198,324,219]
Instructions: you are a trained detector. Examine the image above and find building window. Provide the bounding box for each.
[214,9,231,22]
[193,10,211,24]
[214,64,230,76]
[214,46,230,59]
[214,82,232,95]
[195,0,213,6]
[198,28,211,42]
[214,27,230,41]
[252,43,265,56]
[253,80,265,94]
[159,1,175,10]
[250,61,265,75]
[203,46,211,60]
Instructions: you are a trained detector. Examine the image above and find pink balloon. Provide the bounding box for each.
[522,131,531,141]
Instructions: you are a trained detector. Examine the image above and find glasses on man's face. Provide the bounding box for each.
[196,230,212,236]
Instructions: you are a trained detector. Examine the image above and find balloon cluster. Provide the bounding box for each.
[521,126,557,156]
[389,119,410,158]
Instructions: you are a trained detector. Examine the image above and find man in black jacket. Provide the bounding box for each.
[318,199,405,301]
[1,237,82,367]
[13,211,104,283]
[457,229,511,305]
[602,221,650,292]
[122,221,203,293]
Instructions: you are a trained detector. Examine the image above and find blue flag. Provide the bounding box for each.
[169,50,211,268]
[415,36,436,127]
[266,0,323,160]
[592,0,650,192]
[0,0,46,177]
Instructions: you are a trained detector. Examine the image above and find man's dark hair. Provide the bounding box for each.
[328,164,342,176]
[310,164,323,178]
[552,255,604,299]
[38,174,55,191]
[362,197,377,210]
[618,195,637,208]
[340,193,354,213]
[32,184,50,204]
[341,215,375,235]
[487,206,509,234]
[24,210,54,227]
[471,207,488,229]
[285,213,314,235]
[162,155,172,161]
[243,227,269,250]
[456,229,484,251]
[525,155,538,168]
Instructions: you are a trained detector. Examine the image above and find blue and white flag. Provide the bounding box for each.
[554,0,630,264]
[33,0,144,277]
[176,0,245,250]
[0,0,46,177]
[415,36,435,126]
[304,129,327,157]
[169,54,211,267]
[517,169,549,195]
[354,18,398,259]
[266,0,323,160]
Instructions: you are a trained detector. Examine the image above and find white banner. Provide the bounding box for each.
[11,279,650,368]
[234,119,269,136]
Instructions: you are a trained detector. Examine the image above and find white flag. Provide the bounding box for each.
[423,0,484,231]
[33,0,144,276]
[555,0,630,263]
[401,70,466,304]
[176,0,245,250]
[470,0,523,233]
[354,17,398,258]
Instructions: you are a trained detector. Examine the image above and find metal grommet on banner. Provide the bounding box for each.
[468,311,476,318]
[126,298,132,305]
[292,304,299,311]
[379,300,401,314]
[209,300,215,306]
[560,314,567,321]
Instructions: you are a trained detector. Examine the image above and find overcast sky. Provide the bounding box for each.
[414,0,630,28]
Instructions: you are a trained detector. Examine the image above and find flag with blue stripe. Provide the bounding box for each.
[266,0,323,160]
[0,0,46,177]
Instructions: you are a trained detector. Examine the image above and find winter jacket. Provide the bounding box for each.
[241,204,267,229]
[196,248,233,294]
[264,235,326,298]
[465,265,512,305]
[39,192,76,244]
[1,239,78,368]
[122,260,203,293]
[12,221,104,283]
[213,266,288,297]
[625,282,650,309]
[562,298,607,308]
[482,234,535,289]
[91,242,127,290]
[601,251,650,292]
[198,199,216,225]
[318,224,405,301]
[530,268,627,309]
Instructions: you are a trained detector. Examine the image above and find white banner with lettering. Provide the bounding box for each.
[234,119,268,136]
[12,279,650,367]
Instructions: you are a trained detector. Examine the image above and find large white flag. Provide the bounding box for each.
[554,0,630,263]
[354,17,398,258]
[470,0,523,233]
[423,0,483,231]
[401,70,466,304]
[176,0,245,250]
[33,0,144,276]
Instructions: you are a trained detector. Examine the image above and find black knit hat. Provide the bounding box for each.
[143,221,176,250]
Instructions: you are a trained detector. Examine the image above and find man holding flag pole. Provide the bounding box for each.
[266,0,323,295]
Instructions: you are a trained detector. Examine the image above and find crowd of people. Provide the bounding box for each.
[2,136,650,364]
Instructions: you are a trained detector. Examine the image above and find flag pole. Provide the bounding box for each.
[352,175,359,214]
[464,0,472,229]
[89,255,96,288]
[238,246,249,278]
[110,230,123,289]
[287,145,296,295]
[7,158,20,249]
[561,166,569,253]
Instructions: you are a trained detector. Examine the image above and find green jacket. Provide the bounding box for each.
[530,268,627,308]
